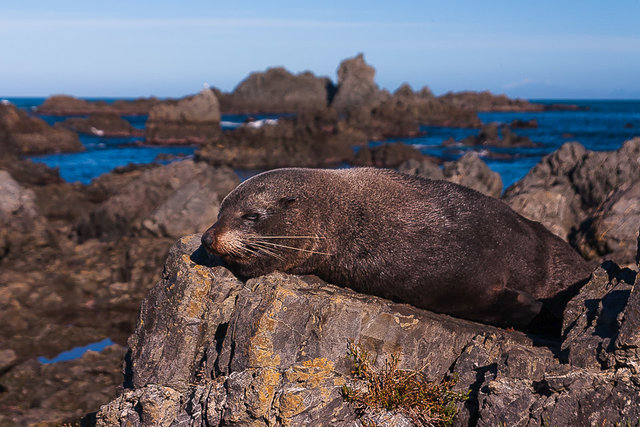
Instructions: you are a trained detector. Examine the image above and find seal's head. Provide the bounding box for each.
[201,168,331,277]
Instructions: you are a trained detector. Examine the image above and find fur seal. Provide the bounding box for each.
[201,167,592,330]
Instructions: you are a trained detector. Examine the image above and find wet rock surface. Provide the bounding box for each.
[94,234,640,426]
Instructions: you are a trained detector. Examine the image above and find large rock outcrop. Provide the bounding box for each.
[331,53,383,114]
[503,138,640,266]
[145,90,222,144]
[94,233,640,426]
[220,67,334,113]
[0,103,84,155]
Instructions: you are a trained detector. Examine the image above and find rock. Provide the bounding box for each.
[397,158,445,180]
[460,123,536,147]
[93,234,640,426]
[37,95,162,115]
[221,67,334,113]
[145,90,222,144]
[0,344,126,426]
[0,169,48,258]
[503,138,640,254]
[560,262,635,369]
[510,119,538,129]
[0,103,84,155]
[573,181,640,265]
[398,152,502,198]
[442,152,503,198]
[55,113,140,137]
[75,160,239,242]
[352,142,426,168]
[196,110,363,169]
[331,53,383,113]
[438,91,545,112]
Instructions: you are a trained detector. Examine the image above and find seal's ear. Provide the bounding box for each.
[278,196,297,206]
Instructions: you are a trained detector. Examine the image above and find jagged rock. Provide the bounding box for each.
[573,181,640,265]
[55,113,139,137]
[221,67,334,113]
[0,103,84,155]
[331,53,383,113]
[504,138,640,261]
[94,234,640,426]
[74,160,238,242]
[442,152,503,198]
[561,261,638,370]
[145,90,222,144]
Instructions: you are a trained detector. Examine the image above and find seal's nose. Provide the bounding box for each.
[201,227,216,251]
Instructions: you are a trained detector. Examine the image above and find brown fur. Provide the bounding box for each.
[202,167,592,330]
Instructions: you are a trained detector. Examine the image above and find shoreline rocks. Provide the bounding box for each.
[93,233,640,426]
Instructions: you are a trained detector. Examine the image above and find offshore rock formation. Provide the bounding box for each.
[55,113,141,137]
[218,67,334,113]
[145,89,222,144]
[36,95,162,116]
[93,233,640,426]
[196,110,364,169]
[0,102,83,155]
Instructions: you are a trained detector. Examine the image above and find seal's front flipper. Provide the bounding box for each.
[494,288,543,329]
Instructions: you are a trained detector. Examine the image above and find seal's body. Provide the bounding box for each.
[202,167,591,329]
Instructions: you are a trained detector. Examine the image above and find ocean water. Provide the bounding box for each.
[4,97,640,188]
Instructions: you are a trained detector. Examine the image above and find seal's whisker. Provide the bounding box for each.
[246,235,326,240]
[242,240,287,261]
[251,239,332,256]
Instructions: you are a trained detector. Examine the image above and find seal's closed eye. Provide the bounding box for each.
[242,212,260,221]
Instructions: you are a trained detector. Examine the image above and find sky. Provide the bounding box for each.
[1,1,639,99]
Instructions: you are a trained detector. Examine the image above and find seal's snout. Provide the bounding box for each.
[201,226,219,254]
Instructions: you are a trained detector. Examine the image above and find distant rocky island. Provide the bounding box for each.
[1,54,638,426]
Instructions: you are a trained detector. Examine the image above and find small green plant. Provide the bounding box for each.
[342,342,469,427]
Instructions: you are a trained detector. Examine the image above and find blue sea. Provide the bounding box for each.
[4,97,640,189]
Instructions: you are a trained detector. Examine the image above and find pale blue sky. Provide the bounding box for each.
[1,1,639,98]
